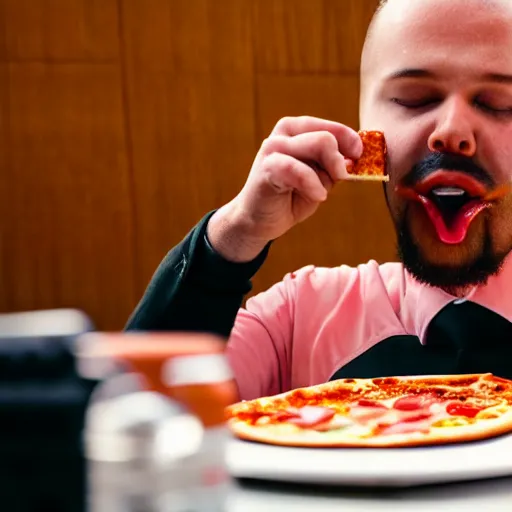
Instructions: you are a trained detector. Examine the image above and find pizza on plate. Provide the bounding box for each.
[225,373,512,448]
[348,130,389,182]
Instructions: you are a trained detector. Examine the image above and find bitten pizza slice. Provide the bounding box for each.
[348,130,389,182]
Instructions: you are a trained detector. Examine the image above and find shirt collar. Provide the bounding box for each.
[400,253,512,344]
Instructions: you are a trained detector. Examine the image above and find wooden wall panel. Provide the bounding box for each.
[253,0,379,73]
[0,63,136,329]
[0,0,135,330]
[256,74,362,136]
[0,65,9,308]
[1,0,389,328]
[0,0,119,61]
[121,0,257,292]
[252,73,395,293]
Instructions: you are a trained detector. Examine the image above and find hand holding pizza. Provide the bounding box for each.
[207,116,387,263]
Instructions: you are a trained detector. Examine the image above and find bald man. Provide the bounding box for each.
[127,0,512,400]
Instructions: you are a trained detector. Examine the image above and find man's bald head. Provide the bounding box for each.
[361,1,386,81]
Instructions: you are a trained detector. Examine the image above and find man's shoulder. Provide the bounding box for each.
[246,259,407,314]
[285,260,406,290]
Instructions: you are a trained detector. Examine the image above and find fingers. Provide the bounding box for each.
[253,116,363,205]
[261,131,350,182]
[271,116,363,161]
[261,153,329,203]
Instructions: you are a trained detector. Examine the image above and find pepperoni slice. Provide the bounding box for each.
[398,411,432,423]
[393,394,437,411]
[349,406,390,422]
[379,419,432,436]
[313,416,354,432]
[270,409,301,422]
[287,406,336,428]
[357,399,388,408]
[446,402,484,418]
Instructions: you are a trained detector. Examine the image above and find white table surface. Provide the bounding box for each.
[228,476,512,512]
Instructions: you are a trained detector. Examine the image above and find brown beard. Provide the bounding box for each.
[396,206,507,292]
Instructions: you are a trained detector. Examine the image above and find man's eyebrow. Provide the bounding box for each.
[386,69,512,84]
[386,68,435,80]
[481,73,512,84]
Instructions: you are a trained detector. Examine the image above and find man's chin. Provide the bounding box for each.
[396,219,505,290]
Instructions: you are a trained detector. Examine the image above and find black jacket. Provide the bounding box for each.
[125,211,270,337]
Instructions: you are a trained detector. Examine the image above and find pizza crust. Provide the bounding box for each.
[346,174,390,182]
[229,408,512,448]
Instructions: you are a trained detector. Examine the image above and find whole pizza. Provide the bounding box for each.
[225,374,512,448]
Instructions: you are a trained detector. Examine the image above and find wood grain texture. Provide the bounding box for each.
[0,0,119,61]
[120,0,257,293]
[1,0,393,329]
[256,73,362,137]
[253,0,380,73]
[0,64,9,311]
[0,63,135,329]
[251,73,396,295]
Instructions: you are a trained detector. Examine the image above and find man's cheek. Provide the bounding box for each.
[489,195,512,254]
[384,191,409,227]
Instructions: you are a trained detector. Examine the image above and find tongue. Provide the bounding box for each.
[416,194,491,244]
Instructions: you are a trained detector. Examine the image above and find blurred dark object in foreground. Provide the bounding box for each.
[0,309,96,512]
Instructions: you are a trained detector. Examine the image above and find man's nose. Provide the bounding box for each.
[427,97,477,157]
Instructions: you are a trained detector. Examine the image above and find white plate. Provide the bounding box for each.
[226,434,512,487]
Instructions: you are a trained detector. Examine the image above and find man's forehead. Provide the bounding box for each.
[363,0,512,77]
[372,0,512,32]
[376,0,510,16]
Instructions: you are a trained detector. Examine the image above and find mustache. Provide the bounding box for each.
[401,152,495,188]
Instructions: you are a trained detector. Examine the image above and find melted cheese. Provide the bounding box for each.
[475,403,509,419]
[431,417,475,428]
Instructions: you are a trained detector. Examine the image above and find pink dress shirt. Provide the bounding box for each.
[226,254,512,400]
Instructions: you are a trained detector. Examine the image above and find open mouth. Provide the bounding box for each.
[396,170,510,245]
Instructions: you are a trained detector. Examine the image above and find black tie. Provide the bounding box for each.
[331,301,512,381]
[424,300,512,378]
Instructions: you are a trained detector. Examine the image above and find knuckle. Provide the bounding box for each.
[316,131,338,150]
[261,152,284,174]
[260,137,274,153]
[260,135,286,155]
[265,154,296,181]
[282,157,298,175]
[275,116,294,131]
[296,115,314,124]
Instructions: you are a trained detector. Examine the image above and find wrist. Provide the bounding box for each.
[206,203,270,263]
